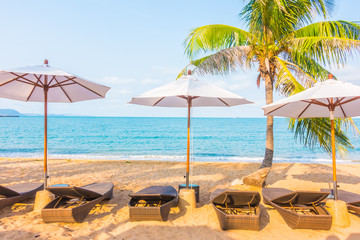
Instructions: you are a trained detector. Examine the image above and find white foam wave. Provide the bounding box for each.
[4,153,358,164]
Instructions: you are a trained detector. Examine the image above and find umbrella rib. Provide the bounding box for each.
[65,76,104,98]
[52,82,77,87]
[53,77,73,102]
[15,79,43,86]
[59,77,76,84]
[334,97,346,118]
[26,79,41,101]
[339,96,360,105]
[0,77,42,88]
[178,96,199,100]
[297,101,312,118]
[49,77,77,88]
[34,75,45,87]
[327,98,331,104]
[153,97,165,106]
[334,97,345,106]
[338,101,347,118]
[217,98,230,107]
[0,78,16,87]
[302,99,329,107]
[47,76,56,86]
[266,103,289,115]
[0,73,31,87]
[11,72,41,86]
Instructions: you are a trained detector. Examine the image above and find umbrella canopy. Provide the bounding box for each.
[130,74,253,107]
[262,79,360,118]
[261,75,360,200]
[130,71,253,188]
[0,61,109,102]
[0,60,110,188]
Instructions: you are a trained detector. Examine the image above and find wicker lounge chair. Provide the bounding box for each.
[129,186,178,221]
[262,188,332,230]
[210,189,262,231]
[0,183,43,211]
[321,188,360,215]
[41,182,114,223]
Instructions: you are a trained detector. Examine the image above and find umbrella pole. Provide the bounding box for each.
[44,81,48,189]
[186,98,191,189]
[330,110,338,200]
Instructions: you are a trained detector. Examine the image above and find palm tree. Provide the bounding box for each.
[180,0,360,182]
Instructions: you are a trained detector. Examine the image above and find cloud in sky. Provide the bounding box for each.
[151,65,182,76]
[332,64,360,83]
[140,78,163,85]
[101,76,136,85]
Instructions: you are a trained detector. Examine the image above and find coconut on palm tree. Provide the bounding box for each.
[180,0,360,185]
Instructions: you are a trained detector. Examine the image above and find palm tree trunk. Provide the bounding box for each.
[260,73,274,168]
[242,71,273,187]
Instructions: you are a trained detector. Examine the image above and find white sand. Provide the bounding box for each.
[0,158,360,240]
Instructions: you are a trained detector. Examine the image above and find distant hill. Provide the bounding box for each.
[23,113,67,117]
[0,108,82,117]
[0,109,22,117]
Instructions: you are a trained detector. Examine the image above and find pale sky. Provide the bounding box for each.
[0,0,359,117]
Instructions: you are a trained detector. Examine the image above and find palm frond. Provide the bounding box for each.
[282,52,334,82]
[286,21,360,66]
[306,0,334,19]
[289,36,360,66]
[293,20,360,39]
[241,0,335,41]
[187,46,253,75]
[288,118,353,157]
[241,0,293,41]
[184,25,253,60]
[274,57,314,95]
[176,66,189,79]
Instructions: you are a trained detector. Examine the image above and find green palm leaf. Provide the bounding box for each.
[184,25,254,60]
[288,118,354,157]
[241,0,335,41]
[293,20,360,39]
[282,53,334,82]
[274,57,307,95]
[290,36,360,65]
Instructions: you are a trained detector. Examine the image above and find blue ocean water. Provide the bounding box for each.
[0,116,359,163]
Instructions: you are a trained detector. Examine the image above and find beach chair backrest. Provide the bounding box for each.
[130,186,178,201]
[0,185,20,197]
[79,183,113,197]
[295,191,329,205]
[334,190,360,205]
[271,192,298,205]
[212,190,260,206]
[46,186,102,199]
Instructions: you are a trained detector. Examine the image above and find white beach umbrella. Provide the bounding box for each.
[130,70,253,188]
[0,59,110,188]
[262,74,360,200]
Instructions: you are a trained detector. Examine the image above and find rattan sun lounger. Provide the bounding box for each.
[129,186,178,221]
[262,188,332,230]
[210,189,262,230]
[321,188,360,214]
[0,183,43,211]
[41,182,113,223]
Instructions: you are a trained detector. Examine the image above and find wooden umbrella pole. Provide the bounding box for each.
[186,98,191,189]
[44,77,48,189]
[330,109,338,200]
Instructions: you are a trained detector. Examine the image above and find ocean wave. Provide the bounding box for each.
[2,152,359,164]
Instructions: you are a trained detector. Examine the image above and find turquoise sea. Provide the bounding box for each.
[0,117,359,163]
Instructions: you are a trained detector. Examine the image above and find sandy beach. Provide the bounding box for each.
[0,158,360,240]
